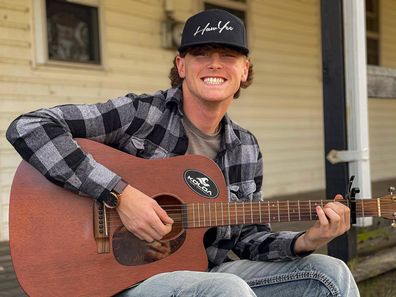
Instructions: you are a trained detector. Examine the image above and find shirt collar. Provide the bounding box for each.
[165,85,184,116]
[165,85,242,150]
[221,114,242,151]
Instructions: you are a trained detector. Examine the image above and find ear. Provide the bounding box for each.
[175,56,186,78]
[241,58,249,82]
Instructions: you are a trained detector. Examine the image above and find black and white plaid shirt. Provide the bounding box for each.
[7,86,303,267]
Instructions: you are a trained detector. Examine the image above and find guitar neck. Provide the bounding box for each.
[182,199,381,228]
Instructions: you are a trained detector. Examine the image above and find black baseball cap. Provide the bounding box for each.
[178,9,249,55]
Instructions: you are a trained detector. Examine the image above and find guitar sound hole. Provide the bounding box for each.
[112,194,186,266]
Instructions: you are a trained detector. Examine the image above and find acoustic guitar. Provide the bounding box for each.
[9,139,396,296]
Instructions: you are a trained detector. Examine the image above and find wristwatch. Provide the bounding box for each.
[103,179,128,208]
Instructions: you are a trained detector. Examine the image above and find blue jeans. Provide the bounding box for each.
[118,254,359,297]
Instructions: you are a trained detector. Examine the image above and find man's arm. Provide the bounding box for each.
[7,96,174,241]
[233,147,351,261]
[6,97,134,200]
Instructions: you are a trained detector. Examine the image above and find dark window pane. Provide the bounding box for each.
[46,0,101,64]
[365,0,378,14]
[366,17,378,32]
[367,38,379,65]
[365,0,379,65]
[204,3,246,25]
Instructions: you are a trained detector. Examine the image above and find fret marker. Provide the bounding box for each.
[277,201,280,222]
[298,200,301,221]
[361,200,365,217]
[215,203,218,225]
[242,201,245,224]
[228,203,231,225]
[221,203,224,225]
[197,204,200,227]
[235,202,238,224]
[208,203,211,226]
[250,202,253,223]
[259,201,262,223]
[193,203,196,228]
[203,203,206,227]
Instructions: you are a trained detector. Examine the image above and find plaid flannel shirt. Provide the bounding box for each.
[7,86,303,267]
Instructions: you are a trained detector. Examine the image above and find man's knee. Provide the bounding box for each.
[208,273,255,296]
[305,254,351,276]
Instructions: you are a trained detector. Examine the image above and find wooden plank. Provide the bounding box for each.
[369,98,396,180]
[0,19,29,30]
[0,27,29,42]
[0,44,30,60]
[254,1,319,26]
[0,8,29,24]
[106,42,174,61]
[0,38,30,47]
[104,0,163,19]
[0,1,29,12]
[105,26,162,48]
[105,10,161,34]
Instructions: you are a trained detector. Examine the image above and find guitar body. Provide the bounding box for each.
[9,139,228,296]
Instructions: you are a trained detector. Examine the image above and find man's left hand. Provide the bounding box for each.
[294,194,351,254]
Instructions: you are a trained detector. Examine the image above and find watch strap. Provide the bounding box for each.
[112,179,128,195]
[103,179,128,209]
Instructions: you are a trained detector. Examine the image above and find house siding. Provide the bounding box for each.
[230,0,324,197]
[368,0,396,182]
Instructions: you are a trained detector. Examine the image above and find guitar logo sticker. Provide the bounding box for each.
[183,170,219,199]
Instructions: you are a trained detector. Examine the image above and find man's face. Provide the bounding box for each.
[176,47,249,105]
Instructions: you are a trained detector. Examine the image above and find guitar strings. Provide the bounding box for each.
[105,199,386,216]
[104,199,392,228]
[105,200,389,216]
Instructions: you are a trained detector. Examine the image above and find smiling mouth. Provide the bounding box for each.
[203,77,226,85]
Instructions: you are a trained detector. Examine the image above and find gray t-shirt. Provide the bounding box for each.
[182,116,222,160]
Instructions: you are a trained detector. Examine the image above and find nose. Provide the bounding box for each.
[207,53,223,69]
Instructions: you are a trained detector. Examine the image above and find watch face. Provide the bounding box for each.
[104,192,119,208]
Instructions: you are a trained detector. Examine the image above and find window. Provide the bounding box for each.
[203,0,247,28]
[33,0,102,67]
[366,0,379,65]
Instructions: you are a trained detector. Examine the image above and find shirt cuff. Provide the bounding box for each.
[79,161,121,200]
[290,231,315,257]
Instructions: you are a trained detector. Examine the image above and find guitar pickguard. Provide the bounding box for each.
[112,226,186,266]
[112,194,187,266]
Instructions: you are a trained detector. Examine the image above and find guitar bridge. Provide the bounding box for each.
[93,201,110,253]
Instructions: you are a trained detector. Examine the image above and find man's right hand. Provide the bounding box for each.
[116,185,174,242]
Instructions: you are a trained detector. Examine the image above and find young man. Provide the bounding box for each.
[7,9,359,297]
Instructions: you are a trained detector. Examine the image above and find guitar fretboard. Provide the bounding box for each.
[183,199,381,228]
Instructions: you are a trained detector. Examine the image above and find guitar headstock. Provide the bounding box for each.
[379,192,396,221]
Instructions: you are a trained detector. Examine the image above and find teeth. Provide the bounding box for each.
[204,77,225,85]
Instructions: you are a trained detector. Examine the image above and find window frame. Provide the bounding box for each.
[32,0,105,70]
[198,0,249,48]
